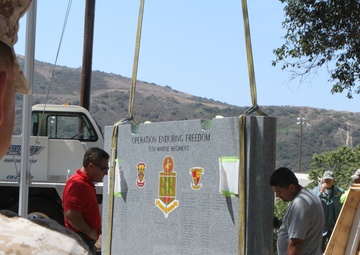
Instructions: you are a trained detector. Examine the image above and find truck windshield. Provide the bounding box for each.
[31,111,98,141]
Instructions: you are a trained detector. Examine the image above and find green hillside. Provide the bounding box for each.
[14,57,360,172]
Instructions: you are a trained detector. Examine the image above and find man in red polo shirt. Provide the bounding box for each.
[63,147,109,254]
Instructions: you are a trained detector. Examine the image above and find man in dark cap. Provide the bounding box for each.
[0,1,91,254]
[312,170,344,252]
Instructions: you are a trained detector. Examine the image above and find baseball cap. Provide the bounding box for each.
[351,169,360,180]
[0,0,32,94]
[322,170,334,180]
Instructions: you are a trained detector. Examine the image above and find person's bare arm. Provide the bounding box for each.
[287,238,304,255]
[64,209,97,240]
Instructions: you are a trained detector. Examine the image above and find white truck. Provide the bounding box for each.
[0,104,104,225]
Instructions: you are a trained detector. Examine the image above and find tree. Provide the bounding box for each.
[307,145,360,189]
[272,0,360,98]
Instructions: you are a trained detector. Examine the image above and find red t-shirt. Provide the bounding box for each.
[63,169,101,239]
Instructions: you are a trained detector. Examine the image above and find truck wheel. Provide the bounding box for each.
[10,197,64,225]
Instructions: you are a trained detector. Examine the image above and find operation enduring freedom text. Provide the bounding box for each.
[132,133,211,144]
[131,133,211,153]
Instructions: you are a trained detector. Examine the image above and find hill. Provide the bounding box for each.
[14,56,360,172]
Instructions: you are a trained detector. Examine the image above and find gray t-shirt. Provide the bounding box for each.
[277,188,324,255]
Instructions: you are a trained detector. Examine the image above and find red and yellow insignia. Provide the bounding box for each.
[155,155,179,218]
[190,167,204,190]
[136,162,146,188]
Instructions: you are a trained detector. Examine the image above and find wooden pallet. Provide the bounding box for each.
[324,184,360,255]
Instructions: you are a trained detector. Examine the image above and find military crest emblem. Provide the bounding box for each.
[136,162,146,188]
[190,167,203,190]
[155,155,179,218]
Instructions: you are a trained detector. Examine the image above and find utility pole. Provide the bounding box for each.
[80,0,95,110]
[297,117,310,173]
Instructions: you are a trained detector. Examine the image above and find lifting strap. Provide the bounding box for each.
[238,0,267,254]
[106,1,145,254]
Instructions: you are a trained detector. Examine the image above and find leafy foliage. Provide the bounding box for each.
[273,199,288,255]
[273,0,360,98]
[307,145,360,189]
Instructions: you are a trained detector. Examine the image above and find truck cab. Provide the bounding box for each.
[31,104,103,148]
[0,104,104,224]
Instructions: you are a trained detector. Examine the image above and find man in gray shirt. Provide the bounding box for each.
[270,167,324,255]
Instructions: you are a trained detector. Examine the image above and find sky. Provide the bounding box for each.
[14,0,360,113]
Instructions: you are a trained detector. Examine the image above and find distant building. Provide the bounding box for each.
[295,173,311,187]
